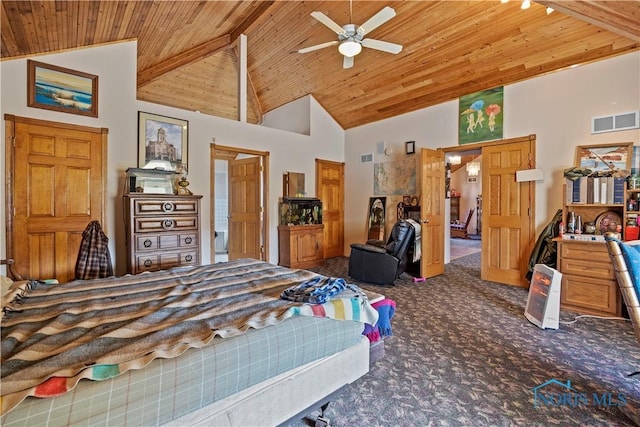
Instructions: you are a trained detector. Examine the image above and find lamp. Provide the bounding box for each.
[521,0,531,9]
[466,161,480,177]
[338,40,362,57]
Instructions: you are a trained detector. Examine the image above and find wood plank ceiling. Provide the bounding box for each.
[2,1,639,130]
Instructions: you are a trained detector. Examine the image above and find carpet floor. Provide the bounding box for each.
[287,252,640,427]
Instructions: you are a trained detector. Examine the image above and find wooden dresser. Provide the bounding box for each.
[124,194,202,274]
[556,239,621,317]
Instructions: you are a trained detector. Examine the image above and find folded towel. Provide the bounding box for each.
[372,298,396,337]
[281,276,348,305]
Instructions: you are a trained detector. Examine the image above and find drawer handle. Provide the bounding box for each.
[163,219,175,229]
[162,202,174,212]
[143,239,152,248]
[184,236,193,244]
[185,254,193,262]
[144,259,153,267]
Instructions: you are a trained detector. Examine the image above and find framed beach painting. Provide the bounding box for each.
[27,60,98,117]
[574,142,633,172]
[138,111,188,171]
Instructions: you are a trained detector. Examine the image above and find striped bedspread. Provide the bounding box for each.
[0,258,374,415]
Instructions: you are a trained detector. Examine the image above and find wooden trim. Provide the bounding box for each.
[3,113,106,134]
[263,152,270,262]
[4,115,16,265]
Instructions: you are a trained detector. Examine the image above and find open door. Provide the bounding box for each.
[210,144,269,263]
[481,135,535,287]
[420,147,445,278]
[228,156,262,261]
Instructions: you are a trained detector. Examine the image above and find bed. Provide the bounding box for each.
[1,258,380,426]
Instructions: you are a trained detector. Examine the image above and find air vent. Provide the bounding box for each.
[592,111,639,134]
[360,153,373,163]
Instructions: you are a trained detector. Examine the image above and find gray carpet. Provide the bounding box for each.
[288,253,640,427]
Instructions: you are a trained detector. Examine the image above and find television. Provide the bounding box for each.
[524,264,562,330]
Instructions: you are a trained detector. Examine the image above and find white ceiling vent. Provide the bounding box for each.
[360,153,373,163]
[591,111,639,134]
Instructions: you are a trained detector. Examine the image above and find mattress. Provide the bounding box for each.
[1,316,365,427]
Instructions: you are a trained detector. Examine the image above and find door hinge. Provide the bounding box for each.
[10,135,16,147]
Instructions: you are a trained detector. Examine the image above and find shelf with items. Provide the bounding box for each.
[623,188,640,241]
[562,183,624,240]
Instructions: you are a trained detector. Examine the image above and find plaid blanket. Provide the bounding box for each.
[0,259,372,415]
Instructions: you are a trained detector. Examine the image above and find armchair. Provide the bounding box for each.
[348,219,416,285]
[604,234,640,377]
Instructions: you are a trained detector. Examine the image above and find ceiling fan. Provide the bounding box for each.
[298,3,403,69]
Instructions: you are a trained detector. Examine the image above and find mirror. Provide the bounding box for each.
[283,172,305,197]
[368,197,386,241]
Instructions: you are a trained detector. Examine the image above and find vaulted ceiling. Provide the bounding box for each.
[2,1,639,129]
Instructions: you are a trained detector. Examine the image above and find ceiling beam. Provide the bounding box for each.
[536,1,640,40]
[137,34,231,88]
[230,1,276,41]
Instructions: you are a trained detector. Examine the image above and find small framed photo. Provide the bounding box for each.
[138,111,188,171]
[27,60,98,117]
[574,142,633,172]
[405,141,416,155]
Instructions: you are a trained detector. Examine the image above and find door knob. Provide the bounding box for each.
[420,219,429,224]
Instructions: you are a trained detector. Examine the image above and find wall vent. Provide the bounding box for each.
[591,111,639,134]
[360,153,373,163]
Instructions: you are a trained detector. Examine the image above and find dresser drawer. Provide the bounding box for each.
[135,251,199,272]
[560,241,608,260]
[558,257,614,280]
[134,216,198,233]
[133,198,199,216]
[561,274,619,315]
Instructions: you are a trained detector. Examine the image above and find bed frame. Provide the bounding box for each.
[165,336,370,426]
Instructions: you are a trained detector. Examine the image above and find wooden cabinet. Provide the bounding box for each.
[124,194,202,274]
[450,195,460,223]
[278,224,324,269]
[557,181,624,316]
[557,240,621,316]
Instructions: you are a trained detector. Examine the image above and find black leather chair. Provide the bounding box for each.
[348,219,416,285]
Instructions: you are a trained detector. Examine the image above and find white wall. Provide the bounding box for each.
[0,42,345,275]
[344,52,640,251]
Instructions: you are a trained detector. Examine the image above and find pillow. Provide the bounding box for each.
[618,241,640,299]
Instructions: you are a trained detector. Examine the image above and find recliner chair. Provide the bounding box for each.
[349,219,416,285]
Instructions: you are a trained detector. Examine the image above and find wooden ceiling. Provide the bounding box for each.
[2,1,639,129]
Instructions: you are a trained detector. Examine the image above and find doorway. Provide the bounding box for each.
[446,148,482,261]
[210,144,269,264]
[442,135,536,287]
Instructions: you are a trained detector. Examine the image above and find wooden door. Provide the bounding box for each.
[6,115,107,283]
[228,156,262,260]
[420,147,445,278]
[481,136,535,287]
[315,159,344,258]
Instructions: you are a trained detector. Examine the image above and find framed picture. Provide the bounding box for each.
[459,86,503,145]
[574,142,633,172]
[405,141,416,155]
[138,111,188,171]
[27,60,98,117]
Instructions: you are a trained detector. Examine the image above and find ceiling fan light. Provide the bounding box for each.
[339,40,362,57]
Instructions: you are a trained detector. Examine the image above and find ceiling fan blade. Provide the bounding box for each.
[311,11,346,36]
[298,40,339,54]
[357,6,396,37]
[361,38,403,54]
[343,56,354,69]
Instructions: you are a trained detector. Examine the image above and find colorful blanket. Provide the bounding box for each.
[0,259,374,415]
